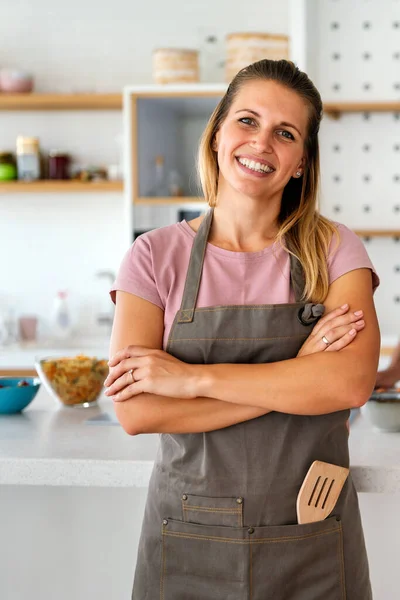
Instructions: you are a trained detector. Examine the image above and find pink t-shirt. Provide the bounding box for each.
[110,220,379,350]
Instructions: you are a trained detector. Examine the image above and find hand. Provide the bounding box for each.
[297,303,365,358]
[375,368,399,390]
[104,346,199,401]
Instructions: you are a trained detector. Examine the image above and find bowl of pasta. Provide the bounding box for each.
[35,354,108,408]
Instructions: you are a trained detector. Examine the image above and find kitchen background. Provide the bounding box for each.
[1,0,400,599]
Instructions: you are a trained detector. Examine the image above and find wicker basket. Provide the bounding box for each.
[225,32,289,83]
[153,48,199,84]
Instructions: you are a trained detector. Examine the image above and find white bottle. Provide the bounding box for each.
[52,291,72,340]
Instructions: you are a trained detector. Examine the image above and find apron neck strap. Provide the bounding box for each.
[177,207,214,323]
[288,251,307,303]
[177,208,307,323]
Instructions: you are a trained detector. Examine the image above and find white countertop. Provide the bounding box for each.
[0,388,399,492]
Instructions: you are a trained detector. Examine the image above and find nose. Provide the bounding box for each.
[250,128,274,153]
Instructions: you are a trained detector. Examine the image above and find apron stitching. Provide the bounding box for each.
[181,499,186,522]
[179,304,308,312]
[249,538,253,600]
[169,334,309,343]
[162,526,340,544]
[338,522,347,599]
[252,529,341,543]
[183,506,242,513]
[160,527,165,600]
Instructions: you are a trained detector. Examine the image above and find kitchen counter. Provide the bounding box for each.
[0,389,399,492]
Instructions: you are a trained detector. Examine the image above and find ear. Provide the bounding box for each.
[212,131,219,152]
[293,157,305,178]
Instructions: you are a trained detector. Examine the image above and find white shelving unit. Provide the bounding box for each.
[122,84,226,243]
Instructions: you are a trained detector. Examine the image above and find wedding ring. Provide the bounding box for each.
[321,335,330,345]
[129,368,135,383]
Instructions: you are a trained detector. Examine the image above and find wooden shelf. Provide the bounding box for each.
[0,180,123,193]
[135,196,206,205]
[0,93,122,111]
[324,102,400,118]
[0,369,37,377]
[353,230,400,238]
[1,95,400,115]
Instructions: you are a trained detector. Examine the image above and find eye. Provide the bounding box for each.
[238,117,256,126]
[277,130,295,140]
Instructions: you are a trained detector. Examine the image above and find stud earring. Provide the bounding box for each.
[296,171,302,177]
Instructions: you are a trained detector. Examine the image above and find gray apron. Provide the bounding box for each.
[132,208,372,600]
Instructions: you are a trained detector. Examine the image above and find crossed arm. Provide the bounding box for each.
[107,268,380,435]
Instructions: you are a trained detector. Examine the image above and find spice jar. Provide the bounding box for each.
[0,152,17,181]
[48,151,70,180]
[16,136,41,181]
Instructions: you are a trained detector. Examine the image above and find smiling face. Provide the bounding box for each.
[214,79,309,203]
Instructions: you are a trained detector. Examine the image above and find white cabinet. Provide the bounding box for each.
[123,84,226,241]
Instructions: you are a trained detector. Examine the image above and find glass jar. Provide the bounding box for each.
[16,136,41,181]
[48,151,70,180]
[0,152,17,181]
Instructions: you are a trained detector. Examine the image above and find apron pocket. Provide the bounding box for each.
[161,519,248,600]
[250,515,346,600]
[181,493,243,527]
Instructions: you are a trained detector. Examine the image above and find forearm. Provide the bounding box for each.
[114,393,269,435]
[196,351,378,415]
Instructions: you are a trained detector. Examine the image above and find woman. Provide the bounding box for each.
[106,60,380,599]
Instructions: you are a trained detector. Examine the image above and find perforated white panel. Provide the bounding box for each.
[294,0,400,334]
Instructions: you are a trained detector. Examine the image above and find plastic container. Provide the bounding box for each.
[51,291,72,340]
[16,136,41,181]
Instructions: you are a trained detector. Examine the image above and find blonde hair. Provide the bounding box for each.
[198,59,339,303]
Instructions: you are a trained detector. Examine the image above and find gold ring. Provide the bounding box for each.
[322,335,330,345]
[129,369,135,383]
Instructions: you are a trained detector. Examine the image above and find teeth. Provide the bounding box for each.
[238,157,274,173]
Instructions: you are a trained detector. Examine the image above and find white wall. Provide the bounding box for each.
[0,0,288,338]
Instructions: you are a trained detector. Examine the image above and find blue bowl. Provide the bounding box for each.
[0,377,41,414]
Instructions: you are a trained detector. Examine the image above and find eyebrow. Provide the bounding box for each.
[234,109,302,137]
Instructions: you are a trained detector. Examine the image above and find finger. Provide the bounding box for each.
[104,357,145,387]
[319,311,364,335]
[318,318,365,344]
[108,345,157,367]
[316,320,364,350]
[312,304,349,336]
[112,382,143,402]
[325,328,357,352]
[105,368,138,396]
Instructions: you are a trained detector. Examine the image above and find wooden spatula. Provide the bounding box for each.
[296,460,349,524]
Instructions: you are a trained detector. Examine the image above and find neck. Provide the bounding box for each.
[209,186,282,253]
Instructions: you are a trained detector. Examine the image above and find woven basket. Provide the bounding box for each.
[153,48,199,84]
[225,32,289,83]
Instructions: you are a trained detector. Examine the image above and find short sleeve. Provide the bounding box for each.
[328,223,380,292]
[109,235,164,309]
